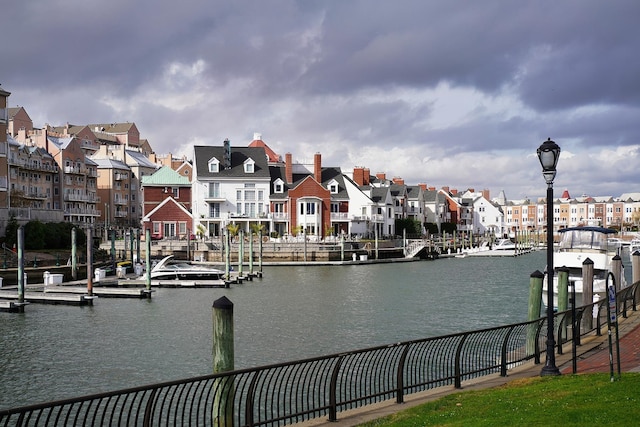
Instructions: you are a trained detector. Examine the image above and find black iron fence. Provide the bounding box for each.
[2,282,637,426]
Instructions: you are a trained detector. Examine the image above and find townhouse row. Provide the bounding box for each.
[2,85,640,241]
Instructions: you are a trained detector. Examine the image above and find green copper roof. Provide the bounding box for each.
[142,166,191,186]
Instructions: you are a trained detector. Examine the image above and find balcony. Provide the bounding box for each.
[330,212,349,221]
[271,212,289,220]
[64,166,86,175]
[205,191,226,201]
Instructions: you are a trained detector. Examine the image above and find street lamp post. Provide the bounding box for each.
[537,137,561,376]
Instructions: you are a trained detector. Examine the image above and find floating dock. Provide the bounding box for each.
[44,286,152,298]
[0,289,92,306]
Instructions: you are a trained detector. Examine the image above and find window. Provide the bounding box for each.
[244,158,255,173]
[208,158,220,173]
[209,182,220,198]
[209,203,220,218]
[179,222,187,234]
[274,179,284,193]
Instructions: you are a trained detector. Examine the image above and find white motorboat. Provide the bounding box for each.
[493,238,516,250]
[150,255,225,280]
[543,226,627,307]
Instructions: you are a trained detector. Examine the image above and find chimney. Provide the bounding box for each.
[353,167,365,186]
[376,172,386,180]
[428,186,436,191]
[314,152,322,183]
[419,183,427,191]
[392,177,404,185]
[253,132,262,142]
[285,153,293,184]
[482,189,490,200]
[451,189,458,195]
[363,168,370,185]
[442,186,450,193]
[223,138,231,169]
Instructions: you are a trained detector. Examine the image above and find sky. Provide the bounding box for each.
[3,0,640,201]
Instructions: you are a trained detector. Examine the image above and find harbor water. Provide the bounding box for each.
[0,250,624,410]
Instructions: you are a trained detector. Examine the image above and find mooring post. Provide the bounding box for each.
[87,228,93,296]
[110,229,116,272]
[248,230,254,279]
[225,231,231,281]
[238,229,244,278]
[145,229,151,290]
[259,229,263,276]
[557,266,569,341]
[582,258,594,330]
[212,296,234,427]
[71,227,77,280]
[527,270,544,355]
[17,226,24,304]
[612,255,622,292]
[136,228,141,265]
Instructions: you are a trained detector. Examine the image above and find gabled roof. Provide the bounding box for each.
[8,106,31,121]
[194,145,270,179]
[142,196,193,222]
[268,165,349,199]
[142,166,191,186]
[371,186,390,203]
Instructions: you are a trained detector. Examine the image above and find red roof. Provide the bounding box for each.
[249,138,281,163]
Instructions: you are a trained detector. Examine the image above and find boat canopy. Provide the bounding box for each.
[558,226,617,251]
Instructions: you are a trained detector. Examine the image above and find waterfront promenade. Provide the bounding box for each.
[299,308,640,427]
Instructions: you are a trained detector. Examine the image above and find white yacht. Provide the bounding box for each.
[150,255,226,280]
[542,226,627,307]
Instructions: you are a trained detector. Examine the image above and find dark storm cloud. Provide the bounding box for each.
[2,0,640,198]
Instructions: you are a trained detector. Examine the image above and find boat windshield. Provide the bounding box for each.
[559,229,608,250]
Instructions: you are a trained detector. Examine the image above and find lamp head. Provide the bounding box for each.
[537,138,561,184]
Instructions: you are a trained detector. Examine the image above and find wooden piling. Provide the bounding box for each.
[212,296,234,427]
[87,228,93,296]
[145,229,151,291]
[71,227,77,280]
[557,267,569,312]
[557,266,569,340]
[527,270,544,355]
[582,258,594,330]
[612,255,622,292]
[17,226,24,304]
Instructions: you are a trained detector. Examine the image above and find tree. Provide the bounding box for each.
[226,223,240,242]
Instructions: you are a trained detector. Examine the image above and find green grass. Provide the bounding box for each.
[358,373,640,426]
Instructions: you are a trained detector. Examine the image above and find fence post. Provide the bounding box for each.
[527,271,544,355]
[633,252,640,307]
[213,296,234,427]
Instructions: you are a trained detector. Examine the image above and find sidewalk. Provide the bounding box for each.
[299,309,640,427]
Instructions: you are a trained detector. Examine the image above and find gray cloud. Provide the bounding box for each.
[2,0,640,200]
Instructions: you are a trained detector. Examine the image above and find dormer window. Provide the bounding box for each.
[328,179,339,194]
[274,178,284,193]
[208,157,220,173]
[244,158,255,174]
